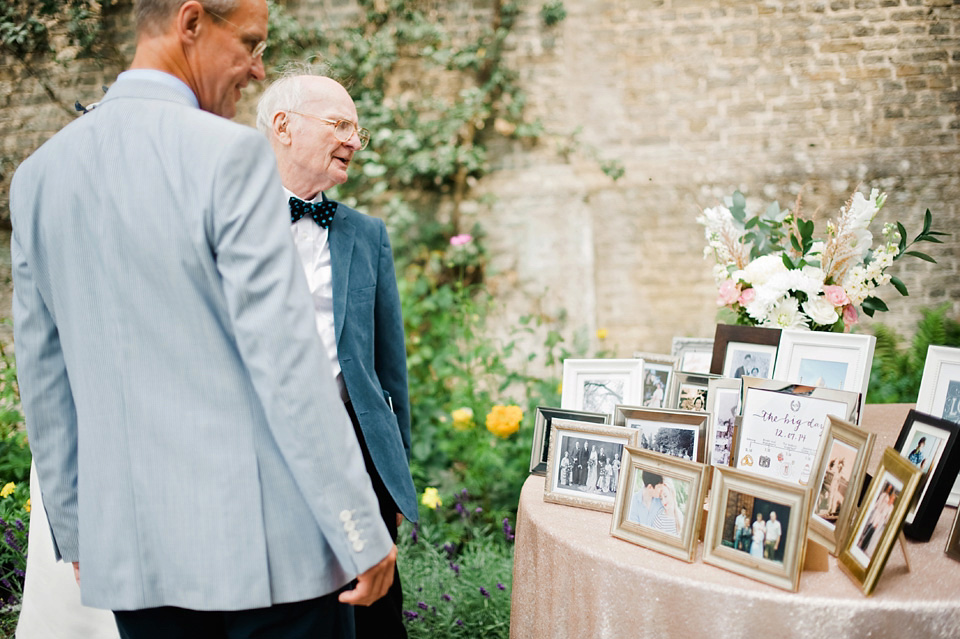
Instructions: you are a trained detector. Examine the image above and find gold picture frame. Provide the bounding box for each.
[612,405,709,463]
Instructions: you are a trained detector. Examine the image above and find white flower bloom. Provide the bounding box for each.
[803,296,840,326]
[842,189,883,231]
[763,296,809,330]
[738,254,787,287]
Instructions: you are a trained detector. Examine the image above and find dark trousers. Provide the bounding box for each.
[344,400,408,639]
[113,592,353,639]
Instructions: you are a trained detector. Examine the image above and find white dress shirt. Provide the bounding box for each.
[285,188,346,399]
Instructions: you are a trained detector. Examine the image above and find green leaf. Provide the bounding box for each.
[862,296,889,313]
[781,254,794,270]
[790,234,802,253]
[897,222,907,252]
[745,216,758,229]
[923,209,932,235]
[905,251,936,263]
[918,236,944,244]
[890,276,909,296]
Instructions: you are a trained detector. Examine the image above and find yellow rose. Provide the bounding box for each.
[421,487,442,510]
[25,498,31,513]
[452,407,475,430]
[485,404,523,438]
[596,328,608,340]
[0,482,15,498]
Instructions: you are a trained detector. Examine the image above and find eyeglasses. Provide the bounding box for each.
[206,9,268,59]
[287,111,371,150]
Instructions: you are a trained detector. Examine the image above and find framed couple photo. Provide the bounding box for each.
[529,407,609,476]
[561,359,644,416]
[709,324,781,380]
[610,447,708,562]
[613,405,708,463]
[915,345,960,507]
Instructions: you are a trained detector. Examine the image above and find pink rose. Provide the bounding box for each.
[738,288,756,305]
[716,280,741,306]
[450,234,473,246]
[823,285,850,307]
[842,304,859,330]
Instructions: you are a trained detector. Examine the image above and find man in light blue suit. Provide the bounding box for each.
[257,73,418,638]
[10,0,396,636]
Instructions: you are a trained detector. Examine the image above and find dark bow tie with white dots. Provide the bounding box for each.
[289,196,337,228]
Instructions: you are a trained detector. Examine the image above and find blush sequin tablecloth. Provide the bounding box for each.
[510,404,960,639]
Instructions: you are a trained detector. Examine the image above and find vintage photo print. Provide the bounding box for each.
[727,348,773,380]
[677,383,708,412]
[628,419,698,461]
[813,439,858,525]
[581,376,626,414]
[643,363,671,408]
[625,469,690,538]
[552,433,625,499]
[849,472,903,569]
[710,387,739,466]
[561,359,644,416]
[796,358,849,391]
[529,407,609,475]
[720,490,792,564]
[898,419,950,525]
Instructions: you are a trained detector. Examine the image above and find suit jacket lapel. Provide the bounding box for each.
[328,200,355,346]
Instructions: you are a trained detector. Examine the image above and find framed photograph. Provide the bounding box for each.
[613,405,708,463]
[808,416,875,555]
[772,330,876,415]
[610,447,708,562]
[915,345,960,507]
[634,352,676,409]
[671,337,714,374]
[544,419,637,513]
[734,378,861,486]
[947,505,960,562]
[703,465,811,592]
[893,409,960,541]
[667,371,719,412]
[529,406,610,476]
[705,378,742,466]
[710,324,781,380]
[838,448,923,595]
[560,359,644,415]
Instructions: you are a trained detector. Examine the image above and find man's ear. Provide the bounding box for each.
[177,0,205,47]
[273,111,292,144]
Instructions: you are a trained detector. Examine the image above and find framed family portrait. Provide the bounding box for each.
[893,409,960,541]
[529,407,609,476]
[671,337,714,374]
[838,448,922,596]
[808,416,875,555]
[915,345,960,507]
[703,466,811,592]
[613,405,708,463]
[634,352,676,409]
[705,377,742,466]
[544,419,637,513]
[772,330,875,415]
[734,378,861,486]
[560,359,644,415]
[667,371,719,413]
[710,324,781,380]
[610,447,708,562]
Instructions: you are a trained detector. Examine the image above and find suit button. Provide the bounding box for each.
[348,530,360,542]
[339,510,352,522]
[343,520,356,532]
[352,540,365,552]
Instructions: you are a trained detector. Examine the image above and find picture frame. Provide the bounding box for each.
[705,377,742,466]
[544,419,637,513]
[709,324,781,380]
[734,378,862,486]
[893,409,960,541]
[634,352,676,409]
[529,406,610,476]
[838,448,923,596]
[772,329,876,416]
[613,405,709,463]
[610,447,708,562]
[915,345,960,507]
[560,359,644,416]
[947,505,960,562]
[702,465,811,592]
[667,371,720,413]
[808,416,876,555]
[671,337,714,374]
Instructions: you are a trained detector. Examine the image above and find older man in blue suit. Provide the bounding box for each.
[256,73,418,638]
[10,0,396,637]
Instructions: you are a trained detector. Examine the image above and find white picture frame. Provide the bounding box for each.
[561,358,644,416]
[916,345,960,507]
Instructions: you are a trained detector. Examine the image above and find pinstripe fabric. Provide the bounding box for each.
[9,78,392,612]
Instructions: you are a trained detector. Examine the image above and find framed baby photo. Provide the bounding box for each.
[610,447,708,562]
[893,409,960,541]
[702,465,811,592]
[544,419,637,513]
[915,345,960,507]
[734,378,861,486]
[772,330,875,415]
[634,352,676,409]
[808,416,875,555]
[560,358,644,416]
[671,337,714,374]
[705,377,742,466]
[529,406,610,476]
[947,505,960,562]
[667,371,720,413]
[709,324,781,380]
[613,405,708,463]
[838,448,922,596]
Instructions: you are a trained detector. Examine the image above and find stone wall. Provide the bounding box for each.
[1,0,958,356]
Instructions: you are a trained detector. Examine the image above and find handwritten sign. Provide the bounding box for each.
[736,388,848,485]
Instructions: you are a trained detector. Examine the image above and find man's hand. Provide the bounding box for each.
[72,561,80,585]
[338,545,397,606]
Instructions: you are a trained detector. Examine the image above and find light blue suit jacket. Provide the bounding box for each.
[328,202,418,522]
[10,78,392,611]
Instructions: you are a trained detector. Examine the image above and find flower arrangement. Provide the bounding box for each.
[698,188,947,331]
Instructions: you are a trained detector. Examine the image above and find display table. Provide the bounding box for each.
[510,404,960,639]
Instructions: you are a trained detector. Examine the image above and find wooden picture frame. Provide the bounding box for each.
[529,406,610,476]
[671,337,714,374]
[610,447,708,562]
[915,345,960,507]
[702,465,811,592]
[560,358,644,416]
[613,405,709,463]
[705,377,742,467]
[710,324,781,380]
[838,448,923,596]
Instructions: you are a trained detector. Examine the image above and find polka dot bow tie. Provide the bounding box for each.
[289,196,337,228]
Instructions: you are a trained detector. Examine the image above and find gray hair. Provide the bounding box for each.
[135,0,238,36]
[255,61,342,135]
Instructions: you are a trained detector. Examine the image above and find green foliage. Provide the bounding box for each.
[0,346,28,486]
[868,305,960,404]
[0,0,107,60]
[539,1,567,27]
[0,482,30,611]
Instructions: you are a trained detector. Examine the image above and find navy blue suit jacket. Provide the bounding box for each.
[329,201,418,522]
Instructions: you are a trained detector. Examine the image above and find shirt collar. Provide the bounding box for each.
[115,70,199,109]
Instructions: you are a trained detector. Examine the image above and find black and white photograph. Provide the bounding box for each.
[529,407,609,475]
[560,359,644,416]
[710,324,781,378]
[581,376,625,414]
[720,490,792,564]
[643,365,671,408]
[709,386,739,466]
[677,383,708,412]
[629,420,697,461]
[728,349,773,380]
